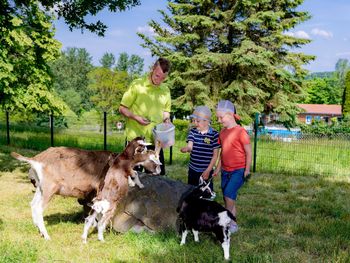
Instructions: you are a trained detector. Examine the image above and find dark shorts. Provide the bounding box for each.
[221,168,245,200]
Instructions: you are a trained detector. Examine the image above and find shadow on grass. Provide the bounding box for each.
[45,209,86,226]
[0,152,26,173]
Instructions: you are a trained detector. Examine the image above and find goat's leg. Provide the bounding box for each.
[192,229,199,242]
[82,211,98,243]
[128,175,136,187]
[132,171,144,189]
[215,227,231,260]
[97,208,115,242]
[180,230,188,245]
[31,187,50,240]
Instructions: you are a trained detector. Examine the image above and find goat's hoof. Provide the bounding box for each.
[43,234,51,240]
[180,242,185,246]
[138,184,145,189]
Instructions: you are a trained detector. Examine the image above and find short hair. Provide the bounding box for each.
[154,57,171,73]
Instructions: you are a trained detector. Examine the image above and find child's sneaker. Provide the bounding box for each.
[229,223,239,234]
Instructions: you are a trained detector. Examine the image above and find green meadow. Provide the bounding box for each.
[0,129,350,262]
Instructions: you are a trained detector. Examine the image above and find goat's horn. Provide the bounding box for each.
[155,140,162,156]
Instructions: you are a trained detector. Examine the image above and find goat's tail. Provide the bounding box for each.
[11,152,31,162]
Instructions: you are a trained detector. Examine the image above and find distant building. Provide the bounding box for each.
[297,104,342,124]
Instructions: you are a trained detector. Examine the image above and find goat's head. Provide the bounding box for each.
[133,150,162,175]
[187,179,216,201]
[124,136,151,159]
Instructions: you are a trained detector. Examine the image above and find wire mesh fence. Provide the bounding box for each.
[1,110,349,176]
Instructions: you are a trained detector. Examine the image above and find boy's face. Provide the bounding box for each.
[192,118,209,132]
[216,111,235,128]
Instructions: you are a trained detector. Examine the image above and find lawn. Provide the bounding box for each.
[1,145,350,262]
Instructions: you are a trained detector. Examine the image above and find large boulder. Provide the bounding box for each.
[112,174,192,233]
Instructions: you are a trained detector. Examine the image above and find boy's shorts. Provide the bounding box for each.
[221,168,245,200]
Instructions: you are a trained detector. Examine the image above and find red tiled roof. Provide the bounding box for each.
[297,104,342,115]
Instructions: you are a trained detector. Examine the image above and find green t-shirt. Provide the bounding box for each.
[120,75,171,142]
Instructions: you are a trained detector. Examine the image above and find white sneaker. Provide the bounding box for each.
[229,223,239,234]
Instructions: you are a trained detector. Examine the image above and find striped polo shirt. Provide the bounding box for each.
[187,127,220,172]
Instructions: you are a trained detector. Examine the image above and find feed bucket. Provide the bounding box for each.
[152,123,175,148]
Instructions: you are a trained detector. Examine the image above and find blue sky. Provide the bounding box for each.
[54,0,350,73]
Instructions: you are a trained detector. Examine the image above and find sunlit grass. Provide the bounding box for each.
[1,143,350,262]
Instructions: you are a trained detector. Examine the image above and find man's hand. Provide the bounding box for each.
[134,115,150,126]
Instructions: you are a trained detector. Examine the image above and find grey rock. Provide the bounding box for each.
[112,174,192,233]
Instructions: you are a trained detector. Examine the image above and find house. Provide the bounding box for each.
[297,104,342,124]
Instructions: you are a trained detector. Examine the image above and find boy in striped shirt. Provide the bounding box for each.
[180,106,220,190]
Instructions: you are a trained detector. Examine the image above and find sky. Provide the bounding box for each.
[54,0,350,73]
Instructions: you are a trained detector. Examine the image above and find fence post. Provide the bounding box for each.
[6,111,10,145]
[253,112,259,173]
[169,146,173,165]
[103,112,107,150]
[50,113,54,147]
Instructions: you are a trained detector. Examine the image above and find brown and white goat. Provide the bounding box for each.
[81,145,161,243]
[11,137,158,240]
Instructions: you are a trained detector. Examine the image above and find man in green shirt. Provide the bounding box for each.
[119,58,171,175]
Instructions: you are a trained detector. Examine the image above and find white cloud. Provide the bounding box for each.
[311,28,333,39]
[284,30,310,39]
[137,25,156,36]
[336,51,350,57]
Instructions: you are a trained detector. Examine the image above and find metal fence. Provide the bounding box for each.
[1,111,349,176]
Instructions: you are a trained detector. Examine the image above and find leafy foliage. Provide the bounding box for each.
[88,67,129,113]
[115,52,144,81]
[0,1,66,114]
[50,47,94,115]
[302,76,342,104]
[100,52,116,69]
[7,0,141,36]
[343,70,350,117]
[138,0,314,126]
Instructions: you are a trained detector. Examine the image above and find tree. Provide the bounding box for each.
[302,76,341,104]
[115,52,144,81]
[343,71,350,117]
[0,1,66,114]
[88,67,129,113]
[138,0,314,125]
[3,0,141,36]
[50,47,94,115]
[100,52,116,69]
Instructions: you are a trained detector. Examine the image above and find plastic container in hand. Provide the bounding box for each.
[152,123,175,148]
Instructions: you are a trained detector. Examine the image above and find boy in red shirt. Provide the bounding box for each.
[213,100,252,233]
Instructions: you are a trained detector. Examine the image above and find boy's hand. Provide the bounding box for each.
[213,168,220,177]
[180,146,190,153]
[201,170,210,180]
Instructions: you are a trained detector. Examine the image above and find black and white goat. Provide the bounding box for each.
[177,181,236,260]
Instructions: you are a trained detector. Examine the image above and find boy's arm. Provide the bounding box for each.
[244,143,252,177]
[201,148,219,180]
[180,141,193,153]
[213,149,221,176]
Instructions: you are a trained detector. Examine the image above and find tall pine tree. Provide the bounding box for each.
[138,0,314,125]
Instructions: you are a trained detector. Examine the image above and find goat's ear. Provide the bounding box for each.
[108,154,117,166]
[134,145,146,155]
[150,154,162,165]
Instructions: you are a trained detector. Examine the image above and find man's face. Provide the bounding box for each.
[151,65,167,86]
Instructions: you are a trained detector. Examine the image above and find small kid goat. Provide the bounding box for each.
[177,181,236,260]
[81,143,161,243]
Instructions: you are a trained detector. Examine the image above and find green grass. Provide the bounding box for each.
[1,144,350,262]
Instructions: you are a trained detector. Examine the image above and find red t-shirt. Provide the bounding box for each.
[218,125,250,171]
